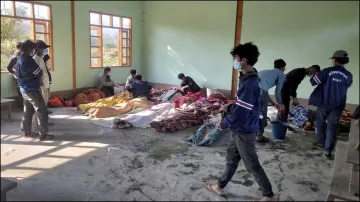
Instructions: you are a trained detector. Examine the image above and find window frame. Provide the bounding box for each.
[0,0,54,73]
[89,10,132,68]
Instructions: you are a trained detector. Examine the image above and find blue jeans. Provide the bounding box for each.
[316,106,342,154]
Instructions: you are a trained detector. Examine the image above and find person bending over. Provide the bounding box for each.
[257,59,286,143]
[126,74,152,99]
[309,50,353,159]
[125,69,136,89]
[18,40,53,141]
[281,65,321,122]
[205,42,275,202]
[177,73,201,95]
[96,67,119,97]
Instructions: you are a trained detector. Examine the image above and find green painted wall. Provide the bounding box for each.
[142,1,237,89]
[1,1,72,97]
[240,1,359,104]
[0,1,142,97]
[74,1,142,88]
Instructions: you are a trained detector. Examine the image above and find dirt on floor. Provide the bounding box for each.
[1,108,337,201]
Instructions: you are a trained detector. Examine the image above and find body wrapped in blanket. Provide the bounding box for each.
[150,102,218,133]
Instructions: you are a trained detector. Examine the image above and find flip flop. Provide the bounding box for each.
[205,184,226,197]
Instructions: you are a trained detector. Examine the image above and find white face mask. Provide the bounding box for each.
[43,49,49,55]
[30,49,36,56]
[233,60,241,70]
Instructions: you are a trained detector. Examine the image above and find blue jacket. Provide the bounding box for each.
[17,54,43,93]
[309,65,352,110]
[129,80,152,98]
[221,72,262,134]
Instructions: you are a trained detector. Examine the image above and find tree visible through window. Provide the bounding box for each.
[89,11,132,68]
[0,1,53,72]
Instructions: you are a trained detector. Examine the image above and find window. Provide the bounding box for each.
[0,1,53,72]
[89,11,132,68]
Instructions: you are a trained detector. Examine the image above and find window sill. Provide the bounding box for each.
[90,66,132,69]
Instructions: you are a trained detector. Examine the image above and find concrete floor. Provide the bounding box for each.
[1,108,336,201]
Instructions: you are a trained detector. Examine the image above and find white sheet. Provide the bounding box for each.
[118,103,177,128]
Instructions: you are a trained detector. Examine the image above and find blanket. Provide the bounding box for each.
[115,103,177,128]
[77,91,132,112]
[174,92,203,108]
[184,116,225,146]
[150,103,217,133]
[86,97,153,118]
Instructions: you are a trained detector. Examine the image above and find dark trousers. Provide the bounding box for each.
[13,77,23,107]
[316,106,342,154]
[101,86,115,97]
[21,91,48,135]
[259,90,269,135]
[218,132,274,197]
[280,84,291,122]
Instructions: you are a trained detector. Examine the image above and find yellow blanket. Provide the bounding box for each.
[78,92,132,111]
[86,97,153,118]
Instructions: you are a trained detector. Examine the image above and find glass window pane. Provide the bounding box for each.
[122,48,127,57]
[1,1,13,15]
[91,47,100,57]
[0,18,31,71]
[34,4,50,20]
[90,26,100,36]
[122,18,131,29]
[102,14,110,26]
[36,33,49,44]
[91,58,101,67]
[122,39,127,47]
[15,2,32,18]
[35,21,49,33]
[122,57,127,65]
[91,37,100,47]
[102,27,119,66]
[90,13,100,25]
[113,16,120,27]
[122,31,127,38]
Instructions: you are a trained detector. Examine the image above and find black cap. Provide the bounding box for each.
[36,40,51,49]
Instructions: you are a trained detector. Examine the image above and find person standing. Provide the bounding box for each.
[6,42,23,107]
[17,40,53,141]
[309,50,353,159]
[257,59,286,143]
[205,42,275,201]
[125,69,136,89]
[32,40,53,131]
[177,73,201,95]
[42,42,53,114]
[281,65,321,122]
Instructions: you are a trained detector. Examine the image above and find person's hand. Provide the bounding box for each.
[292,98,299,106]
[279,104,285,111]
[216,121,223,130]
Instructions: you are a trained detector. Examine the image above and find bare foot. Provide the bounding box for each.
[205,184,225,197]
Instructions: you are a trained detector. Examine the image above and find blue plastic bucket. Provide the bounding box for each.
[271,121,288,140]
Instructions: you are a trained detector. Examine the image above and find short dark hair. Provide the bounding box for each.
[135,74,142,80]
[334,57,349,65]
[130,69,136,74]
[310,65,321,73]
[21,40,37,53]
[16,42,23,50]
[104,67,111,73]
[230,42,260,66]
[178,73,185,79]
[274,59,286,69]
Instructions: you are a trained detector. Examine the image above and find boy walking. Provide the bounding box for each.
[205,42,275,201]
